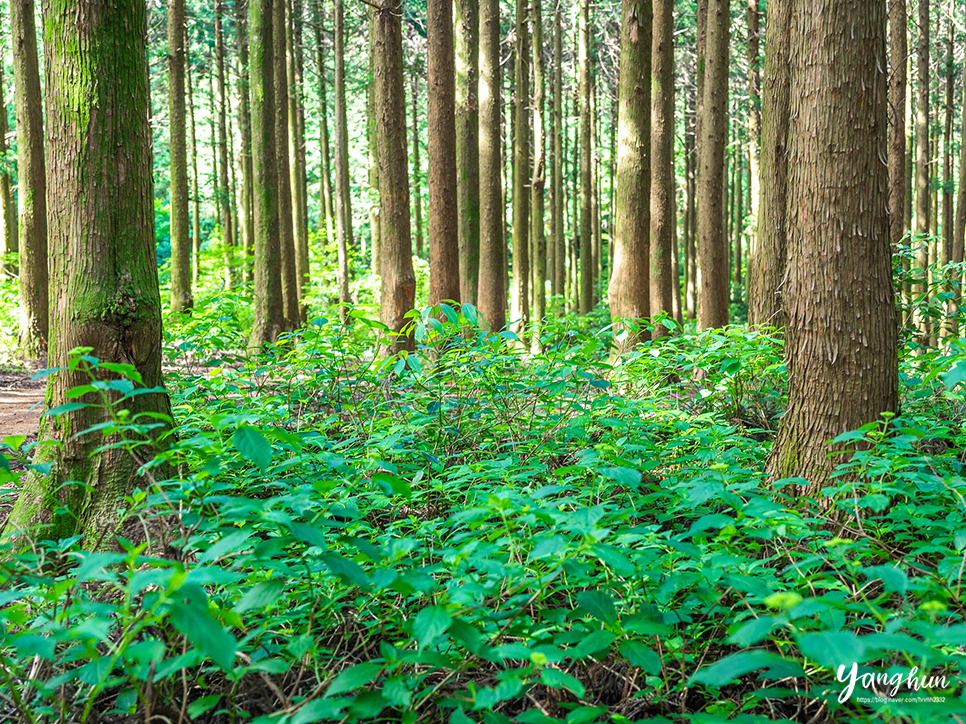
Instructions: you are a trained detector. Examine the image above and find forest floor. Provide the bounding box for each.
[0,364,44,441]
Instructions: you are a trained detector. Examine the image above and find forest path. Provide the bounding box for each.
[0,367,44,439]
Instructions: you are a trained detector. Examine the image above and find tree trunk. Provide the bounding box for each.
[411,62,424,259]
[685,84,696,320]
[374,3,416,353]
[187,36,203,285]
[169,0,192,312]
[249,0,285,346]
[888,0,906,260]
[746,0,760,240]
[747,0,789,328]
[696,0,729,329]
[6,0,172,545]
[427,0,461,306]
[455,0,480,305]
[650,0,673,338]
[313,0,335,248]
[215,0,236,290]
[11,0,48,358]
[333,0,352,315]
[767,0,897,491]
[287,0,309,323]
[477,0,506,330]
[953,32,966,319]
[368,10,381,277]
[578,0,593,314]
[0,33,15,278]
[275,0,299,328]
[511,0,530,335]
[914,0,929,339]
[551,0,565,310]
[237,0,255,284]
[733,136,743,290]
[531,0,546,337]
[942,11,952,270]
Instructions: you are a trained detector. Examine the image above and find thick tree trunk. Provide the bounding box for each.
[288,0,309,323]
[249,0,285,346]
[608,0,651,348]
[169,0,192,312]
[767,0,897,491]
[455,0,480,305]
[914,0,929,339]
[427,0,461,306]
[374,3,416,353]
[888,0,906,258]
[275,0,299,328]
[237,0,255,284]
[333,0,352,315]
[650,0,673,338]
[11,0,48,358]
[511,0,530,335]
[696,0,729,329]
[578,0,593,314]
[477,0,506,330]
[6,0,172,546]
[531,0,546,338]
[747,0,789,328]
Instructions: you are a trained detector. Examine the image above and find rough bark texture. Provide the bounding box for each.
[6,0,172,546]
[747,0,789,328]
[287,0,309,323]
[249,0,285,347]
[767,0,898,491]
[685,85,696,319]
[477,0,506,330]
[368,11,381,277]
[942,14,952,269]
[746,0,760,235]
[695,0,729,329]
[374,4,416,353]
[914,0,929,337]
[551,0,565,309]
[888,0,905,259]
[649,0,673,338]
[333,0,353,310]
[578,0,593,314]
[275,0,299,328]
[608,0,651,349]
[511,0,530,334]
[215,0,235,290]
[11,0,48,357]
[237,0,255,283]
[168,0,192,312]
[186,39,203,284]
[455,0,480,305]
[313,0,335,248]
[427,0,461,306]
[411,66,424,259]
[954,42,966,314]
[0,41,15,277]
[531,0,546,337]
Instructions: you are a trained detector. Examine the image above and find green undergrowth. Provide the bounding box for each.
[1,302,965,723]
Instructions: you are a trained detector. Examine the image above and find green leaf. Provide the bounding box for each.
[187,694,222,719]
[689,650,790,687]
[2,435,26,451]
[373,471,412,500]
[168,601,237,671]
[232,426,273,472]
[14,634,56,660]
[597,466,640,489]
[860,565,908,595]
[728,616,778,647]
[943,360,966,390]
[291,698,349,723]
[44,402,88,417]
[797,632,865,669]
[540,667,585,698]
[575,590,619,625]
[569,629,615,658]
[413,605,451,648]
[324,663,383,697]
[618,640,661,674]
[234,580,285,613]
[321,552,371,590]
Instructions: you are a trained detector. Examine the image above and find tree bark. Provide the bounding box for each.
[696,0,729,329]
[288,0,309,323]
[531,0,546,336]
[0,32,15,278]
[746,0,760,240]
[551,0,565,310]
[249,0,285,346]
[578,0,593,314]
[237,0,255,284]
[888,0,906,259]
[6,0,172,545]
[169,0,192,312]
[942,10,952,269]
[477,0,506,330]
[427,0,461,306]
[11,0,48,358]
[685,83,696,320]
[914,0,929,338]
[747,0,789,328]
[954,31,966,318]
[313,0,335,248]
[767,0,897,491]
[650,0,673,338]
[275,0,299,327]
[333,0,353,314]
[455,0,480,305]
[186,36,203,285]
[215,0,236,290]
[511,0,530,335]
[374,3,416,353]
[411,61,424,259]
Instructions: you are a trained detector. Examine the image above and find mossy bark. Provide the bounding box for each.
[5,0,172,547]
[11,0,48,358]
[455,0,480,305]
[275,0,299,329]
[649,0,673,339]
[287,0,309,324]
[168,0,193,313]
[236,0,255,284]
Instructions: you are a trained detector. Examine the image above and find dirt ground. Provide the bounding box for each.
[0,364,45,440]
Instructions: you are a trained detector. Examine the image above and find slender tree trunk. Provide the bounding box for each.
[672,182,682,323]
[215,0,236,290]
[0,31,15,277]
[954,34,966,319]
[733,135,743,291]
[333,0,352,315]
[696,0,729,329]
[942,9,952,269]
[591,82,602,299]
[914,0,930,339]
[427,0,461,305]
[767,0,897,491]
[531,0,546,337]
[288,0,309,323]
[275,0,299,327]
[169,0,192,312]
[411,63,424,258]
[650,0,673,338]
[747,0,789,328]
[313,0,335,248]
[250,0,285,346]
[455,0,480,305]
[374,3,416,353]
[11,0,48,357]
[578,0,593,314]
[7,0,172,545]
[237,0,255,284]
[685,84,696,320]
[889,0,906,259]
[368,10,381,278]
[511,0,530,334]
[478,0,506,330]
[746,0,760,238]
[551,0,565,310]
[187,38,203,285]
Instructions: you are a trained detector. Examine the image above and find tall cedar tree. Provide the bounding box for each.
[6,0,173,545]
[456,0,480,304]
[511,0,530,333]
[288,0,310,324]
[333,0,354,313]
[531,0,546,333]
[477,0,506,330]
[696,0,729,329]
[767,0,897,490]
[889,0,906,258]
[275,0,299,327]
[747,0,789,328]
[609,0,651,349]
[649,0,673,338]
[914,0,929,338]
[577,0,593,314]
[186,36,203,283]
[746,0,760,234]
[411,67,424,258]
[0,24,17,277]
[237,0,255,281]
[249,0,285,346]
[552,0,565,307]
[313,0,336,247]
[169,0,192,312]
[374,3,416,353]
[427,0,461,305]
[11,0,48,357]
[215,0,235,288]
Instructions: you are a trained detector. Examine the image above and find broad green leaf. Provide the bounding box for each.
[618,640,661,674]
[198,530,252,564]
[575,590,619,625]
[187,695,221,719]
[44,403,88,417]
[689,650,790,687]
[413,605,451,648]
[860,565,908,595]
[232,426,273,472]
[943,360,966,390]
[597,466,640,489]
[797,632,865,669]
[373,471,412,500]
[324,663,383,697]
[2,435,26,451]
[168,601,237,671]
[291,698,349,723]
[728,616,779,647]
[234,580,285,613]
[321,552,371,590]
[570,629,616,658]
[540,667,585,698]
